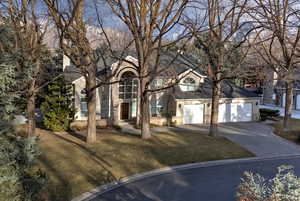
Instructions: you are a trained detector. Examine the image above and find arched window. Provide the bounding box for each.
[180,77,197,91]
[119,71,138,99]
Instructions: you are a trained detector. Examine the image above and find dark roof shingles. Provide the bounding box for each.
[174,79,259,99]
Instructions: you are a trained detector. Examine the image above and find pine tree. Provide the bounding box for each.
[41,75,75,132]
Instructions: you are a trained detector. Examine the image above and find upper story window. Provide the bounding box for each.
[180,77,197,91]
[150,78,164,89]
[119,71,138,100]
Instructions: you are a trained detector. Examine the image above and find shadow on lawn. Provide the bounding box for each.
[38,131,119,201]
[53,132,118,179]
[37,126,252,201]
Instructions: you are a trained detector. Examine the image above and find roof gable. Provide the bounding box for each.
[178,69,207,79]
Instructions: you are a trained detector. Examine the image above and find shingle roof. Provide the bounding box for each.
[173,79,260,99]
[64,51,206,82]
[64,66,82,83]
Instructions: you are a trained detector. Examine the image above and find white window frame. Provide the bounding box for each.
[151,95,163,116]
[180,77,197,92]
[119,78,138,100]
[80,90,88,117]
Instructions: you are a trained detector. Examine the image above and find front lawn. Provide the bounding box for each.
[272,118,300,144]
[33,128,254,201]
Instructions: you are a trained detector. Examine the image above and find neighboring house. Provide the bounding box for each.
[64,52,260,126]
[262,68,300,110]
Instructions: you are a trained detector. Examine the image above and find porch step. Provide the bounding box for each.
[119,120,136,126]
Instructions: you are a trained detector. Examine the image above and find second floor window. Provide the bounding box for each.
[180,77,197,91]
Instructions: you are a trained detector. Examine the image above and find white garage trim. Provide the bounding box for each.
[183,104,204,124]
[296,95,300,110]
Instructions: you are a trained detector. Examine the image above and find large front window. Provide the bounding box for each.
[151,95,163,116]
[80,89,88,117]
[180,77,197,91]
[119,71,138,100]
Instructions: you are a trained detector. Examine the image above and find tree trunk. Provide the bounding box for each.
[283,81,293,130]
[209,79,221,137]
[27,93,36,136]
[140,77,151,139]
[86,68,97,143]
[27,60,40,137]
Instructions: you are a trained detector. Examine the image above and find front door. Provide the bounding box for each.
[121,103,130,120]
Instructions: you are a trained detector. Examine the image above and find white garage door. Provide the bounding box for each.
[183,104,204,124]
[282,93,286,107]
[297,95,300,110]
[218,103,252,123]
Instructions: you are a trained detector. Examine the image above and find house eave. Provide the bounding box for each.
[178,68,207,79]
[174,97,260,101]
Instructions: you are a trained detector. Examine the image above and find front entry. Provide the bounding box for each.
[121,103,130,120]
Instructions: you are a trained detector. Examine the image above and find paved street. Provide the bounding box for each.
[84,155,300,201]
[85,122,300,201]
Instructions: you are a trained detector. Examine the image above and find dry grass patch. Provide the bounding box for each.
[272,118,300,144]
[34,128,254,201]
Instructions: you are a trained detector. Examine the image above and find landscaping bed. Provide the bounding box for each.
[272,118,300,144]
[33,128,254,201]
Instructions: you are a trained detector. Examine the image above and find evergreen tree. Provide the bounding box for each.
[0,34,47,201]
[41,75,75,132]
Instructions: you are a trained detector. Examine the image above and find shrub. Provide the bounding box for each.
[41,75,75,132]
[259,108,280,121]
[297,134,300,143]
[0,122,47,201]
[237,165,300,201]
[0,24,47,201]
[113,125,122,131]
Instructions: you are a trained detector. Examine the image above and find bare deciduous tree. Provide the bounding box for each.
[43,0,101,143]
[183,0,255,136]
[0,0,48,136]
[43,0,133,143]
[250,0,300,129]
[104,0,189,139]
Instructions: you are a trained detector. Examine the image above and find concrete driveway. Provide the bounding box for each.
[170,122,300,157]
[122,121,300,157]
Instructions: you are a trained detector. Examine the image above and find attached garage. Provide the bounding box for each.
[218,103,252,123]
[174,77,260,125]
[183,104,204,124]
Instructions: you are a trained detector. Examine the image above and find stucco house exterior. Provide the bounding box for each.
[63,53,260,126]
[262,68,300,110]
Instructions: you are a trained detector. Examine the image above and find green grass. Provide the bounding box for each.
[272,118,300,144]
[34,127,254,201]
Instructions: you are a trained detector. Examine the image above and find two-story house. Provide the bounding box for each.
[64,52,260,126]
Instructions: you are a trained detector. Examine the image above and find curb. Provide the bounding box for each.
[71,154,300,201]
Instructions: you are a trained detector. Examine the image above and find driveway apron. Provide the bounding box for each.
[172,122,300,157]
